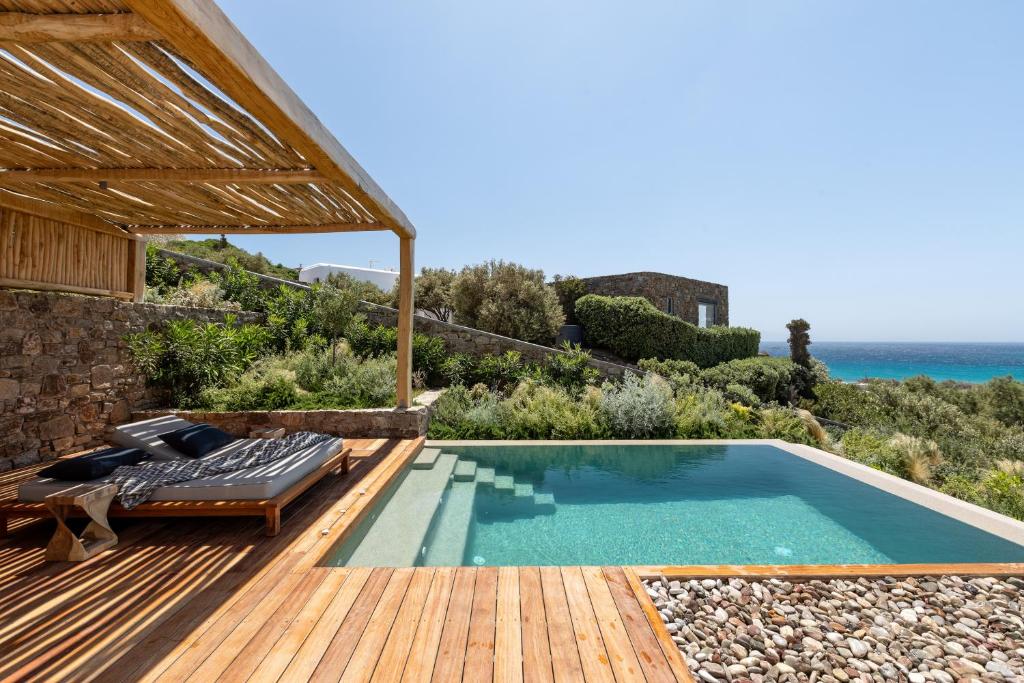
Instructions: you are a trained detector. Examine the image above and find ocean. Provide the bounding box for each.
[758,341,1024,384]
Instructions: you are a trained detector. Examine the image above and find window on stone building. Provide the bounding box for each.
[665,297,674,315]
[698,301,717,327]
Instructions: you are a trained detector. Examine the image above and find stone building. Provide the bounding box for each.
[580,272,729,327]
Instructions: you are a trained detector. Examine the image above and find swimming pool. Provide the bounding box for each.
[326,441,1024,567]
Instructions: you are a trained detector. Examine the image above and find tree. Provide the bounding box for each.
[392,267,456,321]
[451,260,565,344]
[551,274,588,325]
[309,284,359,363]
[787,319,812,369]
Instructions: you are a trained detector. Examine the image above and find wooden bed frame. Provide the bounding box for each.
[0,445,350,537]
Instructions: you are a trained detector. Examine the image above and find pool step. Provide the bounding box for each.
[476,467,496,485]
[344,452,458,567]
[533,492,556,508]
[513,483,534,497]
[493,475,514,492]
[421,479,477,566]
[453,460,477,482]
[411,447,442,470]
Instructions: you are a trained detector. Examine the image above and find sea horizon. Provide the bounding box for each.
[759,340,1024,384]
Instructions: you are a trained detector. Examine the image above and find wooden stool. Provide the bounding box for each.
[44,483,118,561]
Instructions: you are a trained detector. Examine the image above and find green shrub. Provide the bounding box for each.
[543,342,600,396]
[161,237,298,280]
[395,267,456,322]
[600,374,676,438]
[498,381,605,439]
[574,294,759,366]
[127,315,269,408]
[298,354,397,409]
[439,353,476,386]
[145,243,182,292]
[639,358,700,378]
[200,374,298,411]
[756,408,816,445]
[475,351,527,392]
[700,356,802,404]
[551,275,588,325]
[346,321,447,383]
[450,260,565,344]
[811,382,887,425]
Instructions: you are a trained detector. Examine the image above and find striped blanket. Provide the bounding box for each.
[108,431,333,509]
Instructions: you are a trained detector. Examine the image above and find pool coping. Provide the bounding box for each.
[427,438,1024,562]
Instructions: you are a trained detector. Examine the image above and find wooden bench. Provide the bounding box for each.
[0,444,350,537]
[44,483,119,561]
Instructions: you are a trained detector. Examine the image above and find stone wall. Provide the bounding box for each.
[134,392,440,441]
[580,272,729,326]
[0,289,261,471]
[155,248,307,292]
[360,303,632,379]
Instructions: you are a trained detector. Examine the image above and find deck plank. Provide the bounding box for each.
[560,566,615,683]
[495,566,524,683]
[430,567,477,683]
[602,567,679,683]
[622,569,695,683]
[519,567,554,683]
[279,567,373,682]
[339,567,417,682]
[370,568,437,683]
[463,566,498,682]
[244,567,353,682]
[310,567,395,683]
[538,566,584,683]
[581,565,645,683]
[400,566,457,683]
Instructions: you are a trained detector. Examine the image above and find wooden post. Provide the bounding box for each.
[128,238,146,303]
[396,236,414,408]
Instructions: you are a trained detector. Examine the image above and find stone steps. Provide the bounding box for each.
[411,447,442,470]
[344,452,457,567]
[453,460,477,482]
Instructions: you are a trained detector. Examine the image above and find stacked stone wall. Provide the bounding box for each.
[0,289,260,470]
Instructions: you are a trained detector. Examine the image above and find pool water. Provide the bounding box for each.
[327,444,1024,567]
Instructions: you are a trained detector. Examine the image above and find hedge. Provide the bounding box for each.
[574,294,760,367]
[700,356,802,404]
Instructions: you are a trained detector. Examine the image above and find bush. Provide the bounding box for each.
[397,267,456,321]
[127,315,270,407]
[346,321,447,383]
[574,294,759,366]
[200,374,298,411]
[161,237,297,280]
[160,279,240,310]
[475,351,527,392]
[639,358,700,378]
[145,243,182,292]
[451,260,565,344]
[498,381,605,439]
[543,342,600,396]
[551,275,588,325]
[700,356,803,404]
[600,374,676,438]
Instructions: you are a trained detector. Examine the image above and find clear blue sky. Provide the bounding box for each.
[212,0,1023,342]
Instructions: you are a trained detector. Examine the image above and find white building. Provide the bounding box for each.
[298,263,399,291]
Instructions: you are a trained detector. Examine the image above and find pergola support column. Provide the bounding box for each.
[396,236,415,408]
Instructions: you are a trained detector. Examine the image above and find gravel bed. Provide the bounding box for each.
[644,575,1024,683]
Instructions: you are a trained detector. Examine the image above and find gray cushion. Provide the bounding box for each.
[18,437,343,503]
[110,416,196,461]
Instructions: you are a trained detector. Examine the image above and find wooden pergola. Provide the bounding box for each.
[0,0,417,407]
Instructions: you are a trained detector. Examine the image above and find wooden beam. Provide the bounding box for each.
[0,12,159,43]
[124,0,416,239]
[0,277,132,300]
[130,223,392,235]
[396,236,414,409]
[0,168,324,184]
[128,240,146,302]
[0,191,135,239]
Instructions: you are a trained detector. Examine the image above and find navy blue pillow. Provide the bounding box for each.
[158,423,235,459]
[39,447,150,481]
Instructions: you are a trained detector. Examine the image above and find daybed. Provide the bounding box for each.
[0,416,350,536]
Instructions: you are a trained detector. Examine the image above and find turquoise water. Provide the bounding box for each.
[760,341,1024,383]
[329,444,1024,567]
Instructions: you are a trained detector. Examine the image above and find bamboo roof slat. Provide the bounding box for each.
[0,0,414,237]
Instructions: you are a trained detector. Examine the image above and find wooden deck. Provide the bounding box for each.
[0,438,693,682]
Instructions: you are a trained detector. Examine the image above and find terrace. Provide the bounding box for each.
[1,2,1024,682]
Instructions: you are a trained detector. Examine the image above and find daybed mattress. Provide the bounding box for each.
[18,436,343,503]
